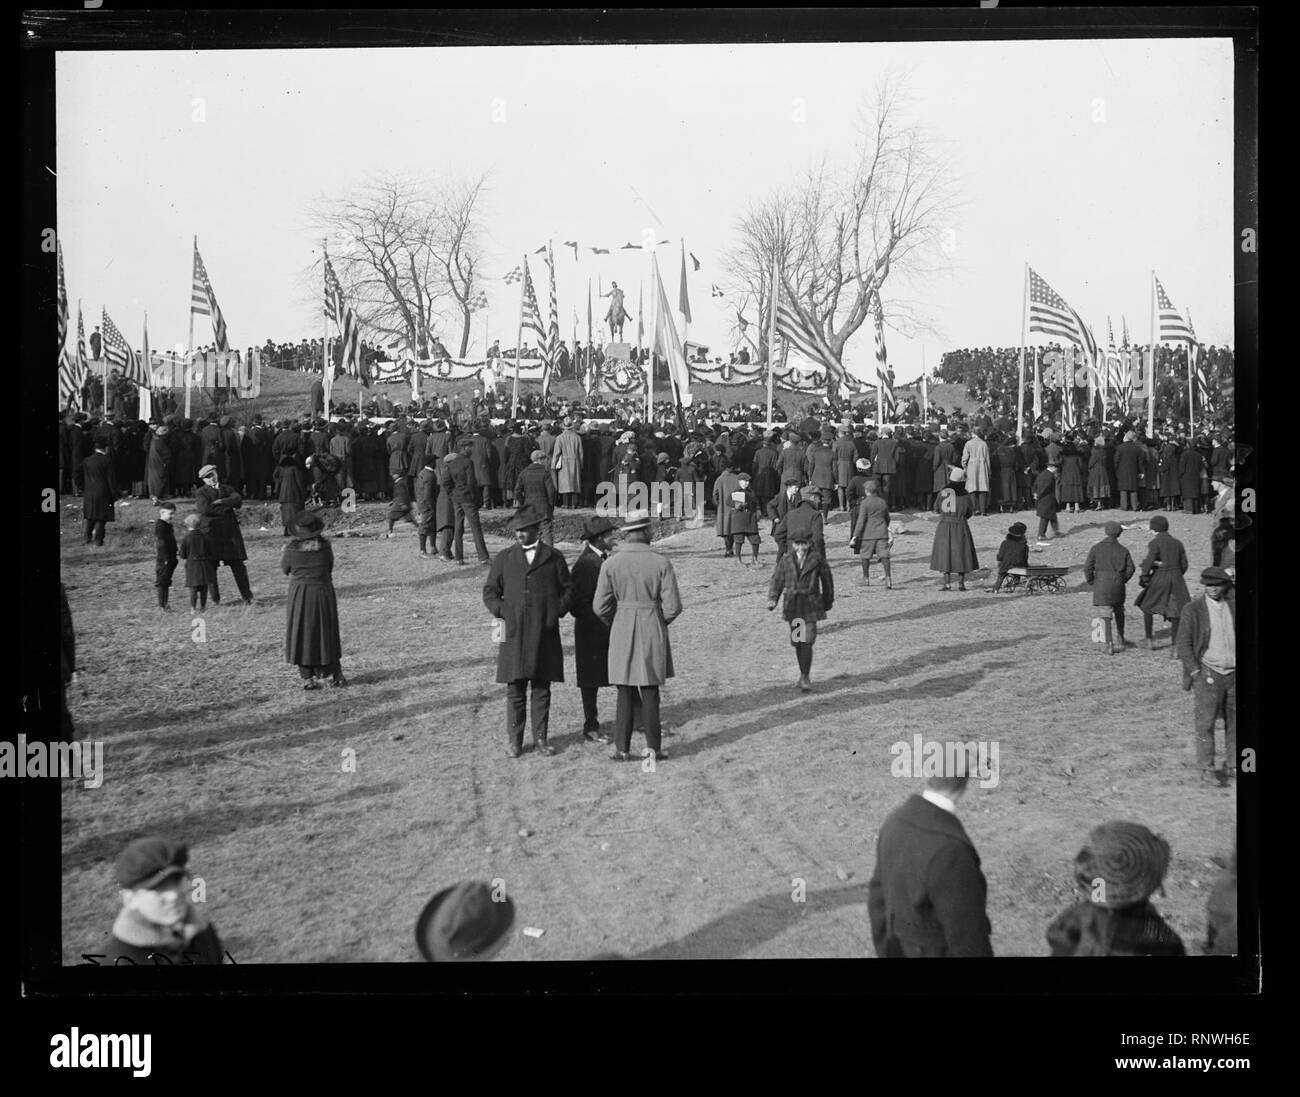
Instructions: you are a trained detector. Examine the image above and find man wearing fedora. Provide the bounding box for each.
[103,836,225,965]
[569,515,618,743]
[553,416,584,509]
[514,449,557,547]
[867,768,994,958]
[1175,566,1236,785]
[593,509,682,762]
[483,506,574,758]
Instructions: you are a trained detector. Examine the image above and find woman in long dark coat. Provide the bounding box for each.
[145,425,172,502]
[171,420,197,497]
[993,435,1018,513]
[503,424,533,504]
[1158,439,1181,511]
[930,475,979,591]
[1087,434,1113,510]
[282,511,346,688]
[1178,445,1206,514]
[1133,515,1190,651]
[1059,440,1086,513]
[351,426,384,500]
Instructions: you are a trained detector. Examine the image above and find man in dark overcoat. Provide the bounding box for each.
[80,436,117,546]
[1033,461,1060,542]
[1113,430,1144,511]
[483,505,573,758]
[1084,521,1136,651]
[569,516,617,743]
[199,418,226,481]
[194,464,255,603]
[867,771,994,957]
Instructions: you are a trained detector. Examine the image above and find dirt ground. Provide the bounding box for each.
[60,496,1235,962]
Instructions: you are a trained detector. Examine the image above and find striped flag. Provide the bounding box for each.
[1027,267,1097,363]
[1187,308,1210,411]
[774,277,846,383]
[102,307,147,386]
[56,240,69,355]
[323,254,367,387]
[585,279,597,399]
[1155,275,1194,345]
[59,303,89,409]
[191,243,230,351]
[679,244,692,325]
[872,294,896,418]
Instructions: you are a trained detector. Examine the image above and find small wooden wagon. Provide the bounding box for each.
[1003,565,1069,594]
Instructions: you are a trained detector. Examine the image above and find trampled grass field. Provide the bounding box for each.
[60,491,1235,962]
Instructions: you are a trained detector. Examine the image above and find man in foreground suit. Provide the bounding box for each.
[867,768,994,957]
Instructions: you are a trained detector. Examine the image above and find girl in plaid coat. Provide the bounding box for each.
[767,530,834,692]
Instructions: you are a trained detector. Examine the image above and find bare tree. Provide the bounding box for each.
[312,171,489,360]
[721,79,957,376]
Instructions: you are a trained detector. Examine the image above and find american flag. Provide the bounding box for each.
[774,276,846,383]
[1105,315,1129,408]
[872,294,896,417]
[518,257,546,348]
[59,303,89,408]
[1187,308,1210,411]
[541,243,560,400]
[1155,275,1194,345]
[191,244,229,351]
[323,255,368,388]
[56,240,68,355]
[102,307,147,386]
[1027,267,1098,364]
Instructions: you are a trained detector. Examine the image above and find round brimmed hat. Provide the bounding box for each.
[1007,522,1027,537]
[198,464,219,479]
[415,881,516,962]
[620,508,652,532]
[508,505,545,532]
[1200,566,1233,587]
[1073,821,1171,909]
[115,835,189,890]
[293,511,325,537]
[582,515,617,540]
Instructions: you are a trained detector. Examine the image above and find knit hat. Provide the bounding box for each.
[1073,822,1171,909]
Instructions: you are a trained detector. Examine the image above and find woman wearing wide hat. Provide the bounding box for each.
[1134,514,1191,652]
[1045,821,1184,956]
[282,511,346,689]
[929,470,979,591]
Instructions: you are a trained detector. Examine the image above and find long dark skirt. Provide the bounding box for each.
[930,515,979,573]
[285,580,342,667]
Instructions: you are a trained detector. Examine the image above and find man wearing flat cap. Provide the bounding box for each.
[103,836,225,965]
[483,506,574,758]
[569,515,618,742]
[1175,567,1237,785]
[1084,521,1135,653]
[194,464,255,603]
[593,509,682,762]
[514,449,557,547]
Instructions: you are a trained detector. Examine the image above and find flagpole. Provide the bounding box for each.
[1017,262,1028,442]
[185,236,196,421]
[512,255,523,420]
[921,345,929,425]
[1033,347,1041,423]
[644,267,653,425]
[1148,271,1156,438]
[766,253,777,426]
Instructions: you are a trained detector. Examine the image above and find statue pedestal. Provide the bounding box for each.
[604,342,633,363]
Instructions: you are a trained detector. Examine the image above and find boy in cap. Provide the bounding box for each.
[1046,821,1184,956]
[103,836,225,965]
[385,471,416,538]
[988,522,1029,593]
[849,479,892,588]
[1175,566,1236,785]
[1084,522,1136,653]
[153,503,178,609]
[727,473,762,565]
[768,525,834,691]
[179,513,217,611]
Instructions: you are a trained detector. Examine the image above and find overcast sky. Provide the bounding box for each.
[57,38,1234,383]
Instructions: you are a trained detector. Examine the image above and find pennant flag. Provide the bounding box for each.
[56,240,69,355]
[621,243,642,250]
[1155,275,1194,345]
[690,252,701,272]
[503,265,523,285]
[59,303,89,409]
[534,245,547,256]
[711,284,725,298]
[679,244,692,325]
[590,247,610,255]
[1027,267,1097,365]
[873,295,896,417]
[191,243,230,351]
[102,307,147,386]
[563,241,579,261]
[774,278,846,383]
[651,252,693,404]
[324,253,368,387]
[585,279,597,399]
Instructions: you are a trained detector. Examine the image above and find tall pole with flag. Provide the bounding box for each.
[679,239,692,371]
[321,240,332,420]
[586,278,595,399]
[185,238,195,420]
[921,345,929,424]
[513,256,524,419]
[1186,307,1195,429]
[766,253,777,425]
[1148,271,1157,439]
[139,312,153,423]
[1017,263,1028,442]
[644,265,653,424]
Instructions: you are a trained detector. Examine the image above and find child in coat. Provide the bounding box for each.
[273,454,306,537]
[154,503,178,609]
[385,472,416,538]
[767,531,834,692]
[178,513,218,610]
[728,474,762,565]
[989,521,1029,592]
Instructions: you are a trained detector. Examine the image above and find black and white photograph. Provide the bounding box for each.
[19,5,1260,1071]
